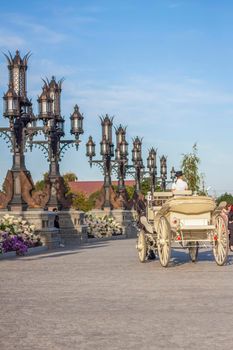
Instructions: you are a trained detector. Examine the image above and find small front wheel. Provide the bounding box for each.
[157,216,171,267]
[137,230,147,263]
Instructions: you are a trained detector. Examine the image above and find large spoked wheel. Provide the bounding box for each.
[213,215,229,266]
[188,242,199,262]
[157,216,171,267]
[137,230,147,263]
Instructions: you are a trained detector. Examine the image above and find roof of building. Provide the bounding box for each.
[69,180,135,196]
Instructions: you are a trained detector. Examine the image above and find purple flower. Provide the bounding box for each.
[1,232,8,240]
[2,235,28,255]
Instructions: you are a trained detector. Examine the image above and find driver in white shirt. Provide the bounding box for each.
[172,171,188,191]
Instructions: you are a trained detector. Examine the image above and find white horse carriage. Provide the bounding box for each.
[136,191,229,267]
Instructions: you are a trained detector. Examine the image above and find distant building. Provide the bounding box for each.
[68,180,135,197]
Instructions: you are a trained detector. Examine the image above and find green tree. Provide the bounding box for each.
[141,177,151,196]
[34,172,49,191]
[63,172,78,183]
[72,190,100,212]
[63,172,78,195]
[72,192,93,212]
[125,180,162,199]
[88,190,101,208]
[34,172,77,195]
[216,192,233,206]
[112,184,118,192]
[125,185,135,200]
[181,143,201,192]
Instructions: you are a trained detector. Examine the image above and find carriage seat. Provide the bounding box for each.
[173,190,192,196]
[158,196,216,215]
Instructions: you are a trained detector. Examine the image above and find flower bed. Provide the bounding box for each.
[0,214,42,256]
[85,214,122,238]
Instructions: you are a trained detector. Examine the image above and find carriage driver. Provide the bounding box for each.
[172,171,188,192]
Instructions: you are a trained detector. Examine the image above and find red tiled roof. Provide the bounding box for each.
[69,180,135,196]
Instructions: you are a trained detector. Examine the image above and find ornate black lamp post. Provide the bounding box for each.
[147,147,157,193]
[86,115,114,209]
[30,77,84,210]
[147,152,175,192]
[159,156,176,191]
[170,166,176,184]
[131,137,144,194]
[0,51,84,211]
[0,51,40,210]
[115,125,128,194]
[160,155,167,191]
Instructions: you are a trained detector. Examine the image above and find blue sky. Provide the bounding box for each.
[0,0,233,195]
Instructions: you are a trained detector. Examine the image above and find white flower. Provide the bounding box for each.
[3,214,10,220]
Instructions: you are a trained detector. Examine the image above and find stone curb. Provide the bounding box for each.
[0,246,48,260]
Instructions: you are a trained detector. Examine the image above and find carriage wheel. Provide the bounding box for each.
[213,215,229,266]
[188,242,199,262]
[137,230,147,263]
[157,216,171,267]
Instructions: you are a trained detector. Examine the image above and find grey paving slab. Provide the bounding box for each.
[0,239,233,350]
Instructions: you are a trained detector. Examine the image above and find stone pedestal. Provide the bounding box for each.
[57,210,88,244]
[0,209,87,248]
[112,210,137,237]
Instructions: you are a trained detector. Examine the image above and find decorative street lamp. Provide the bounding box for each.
[0,50,84,211]
[86,115,175,208]
[29,78,84,210]
[131,136,144,194]
[86,115,114,209]
[86,135,96,159]
[0,50,40,210]
[147,147,157,193]
[146,152,175,192]
[160,155,167,191]
[115,125,128,194]
[170,166,176,183]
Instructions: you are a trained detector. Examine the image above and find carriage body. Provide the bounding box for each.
[154,195,216,244]
[136,191,229,266]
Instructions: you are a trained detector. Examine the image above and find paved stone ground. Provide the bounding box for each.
[1,238,233,350]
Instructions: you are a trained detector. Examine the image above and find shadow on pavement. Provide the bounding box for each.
[79,241,110,249]
[19,250,81,261]
[147,249,233,267]
[170,249,189,267]
[14,241,110,261]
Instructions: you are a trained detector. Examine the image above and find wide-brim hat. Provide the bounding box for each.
[175,171,183,177]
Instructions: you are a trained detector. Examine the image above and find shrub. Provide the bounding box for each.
[85,214,122,238]
[71,190,101,212]
[0,214,42,255]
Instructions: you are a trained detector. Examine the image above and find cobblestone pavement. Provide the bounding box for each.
[1,238,233,350]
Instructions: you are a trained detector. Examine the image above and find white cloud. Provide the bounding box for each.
[62,75,233,124]
[16,21,66,44]
[1,13,66,44]
[0,30,26,49]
